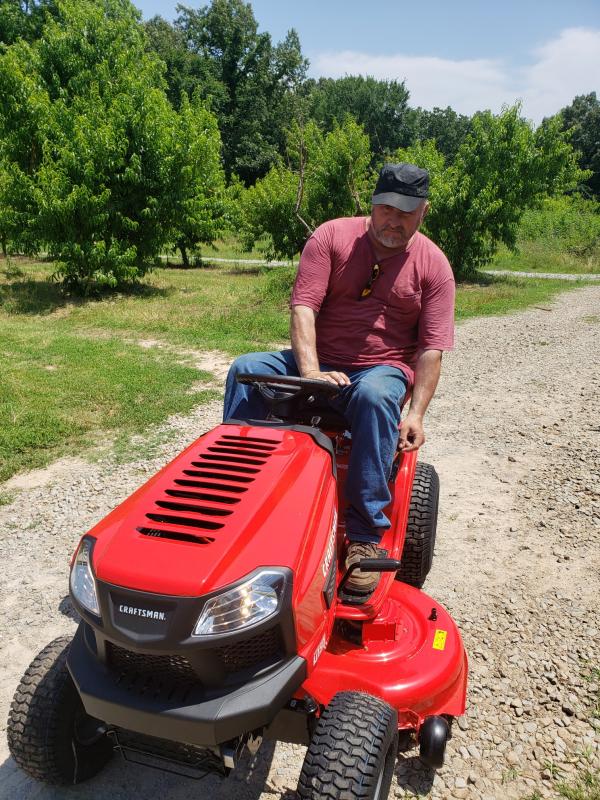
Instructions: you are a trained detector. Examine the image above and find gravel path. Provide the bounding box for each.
[485,269,600,281]
[1,286,599,800]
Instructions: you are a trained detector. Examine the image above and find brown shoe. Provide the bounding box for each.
[344,542,380,595]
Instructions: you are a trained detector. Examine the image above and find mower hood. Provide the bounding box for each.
[86,424,336,597]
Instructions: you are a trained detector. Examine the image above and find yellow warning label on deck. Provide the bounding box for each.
[432,629,447,651]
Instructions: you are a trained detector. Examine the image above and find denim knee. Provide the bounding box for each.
[351,376,404,410]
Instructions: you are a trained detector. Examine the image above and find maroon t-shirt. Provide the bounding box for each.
[290,217,455,386]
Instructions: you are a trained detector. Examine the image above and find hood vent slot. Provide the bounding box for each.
[146,513,224,530]
[207,446,272,459]
[165,489,240,505]
[190,461,259,474]
[138,527,215,545]
[199,454,265,466]
[215,439,277,453]
[175,477,248,491]
[222,434,279,445]
[139,429,284,542]
[154,500,232,517]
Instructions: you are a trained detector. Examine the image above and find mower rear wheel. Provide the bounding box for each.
[396,461,439,588]
[297,691,398,800]
[7,635,113,785]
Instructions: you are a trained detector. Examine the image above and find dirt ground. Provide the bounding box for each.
[0,286,599,800]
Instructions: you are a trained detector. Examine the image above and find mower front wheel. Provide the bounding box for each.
[7,635,113,785]
[297,691,398,800]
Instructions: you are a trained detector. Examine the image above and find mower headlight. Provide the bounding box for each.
[70,538,100,616]
[193,570,284,636]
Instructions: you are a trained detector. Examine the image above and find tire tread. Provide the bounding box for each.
[298,691,397,799]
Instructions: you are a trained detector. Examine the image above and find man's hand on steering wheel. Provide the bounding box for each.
[302,368,351,387]
[399,410,425,452]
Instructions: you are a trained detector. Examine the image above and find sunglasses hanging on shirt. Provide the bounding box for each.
[359,263,381,300]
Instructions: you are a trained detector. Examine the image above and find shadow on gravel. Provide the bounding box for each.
[0,740,282,800]
[58,595,81,623]
[394,752,435,795]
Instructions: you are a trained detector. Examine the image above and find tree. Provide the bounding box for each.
[0,0,57,45]
[395,105,584,279]
[410,106,472,163]
[308,76,411,159]
[0,0,226,290]
[241,117,373,258]
[555,92,600,198]
[143,15,224,111]
[175,0,307,184]
[164,91,228,267]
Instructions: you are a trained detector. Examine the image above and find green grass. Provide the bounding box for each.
[0,255,590,483]
[455,272,584,319]
[557,771,600,800]
[490,240,600,275]
[0,490,17,505]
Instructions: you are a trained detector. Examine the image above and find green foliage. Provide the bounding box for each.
[518,195,600,257]
[144,14,223,111]
[308,76,410,160]
[241,117,373,258]
[397,105,583,279]
[409,106,473,163]
[555,92,600,198]
[164,91,228,267]
[173,0,307,184]
[0,0,227,292]
[0,0,58,45]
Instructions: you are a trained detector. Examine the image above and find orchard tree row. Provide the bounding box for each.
[0,0,597,292]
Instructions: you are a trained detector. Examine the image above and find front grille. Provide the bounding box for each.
[106,642,200,701]
[107,641,197,681]
[215,627,283,673]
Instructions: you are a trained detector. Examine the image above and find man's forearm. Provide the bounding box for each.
[290,305,320,376]
[408,349,442,418]
[290,305,350,386]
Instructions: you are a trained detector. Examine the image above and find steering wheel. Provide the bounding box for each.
[236,373,342,398]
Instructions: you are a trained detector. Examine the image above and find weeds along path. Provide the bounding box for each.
[0,287,599,800]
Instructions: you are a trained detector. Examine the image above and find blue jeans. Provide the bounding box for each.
[223,350,408,544]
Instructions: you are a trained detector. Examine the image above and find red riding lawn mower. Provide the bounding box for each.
[7,374,468,799]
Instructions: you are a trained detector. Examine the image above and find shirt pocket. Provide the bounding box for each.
[385,288,422,324]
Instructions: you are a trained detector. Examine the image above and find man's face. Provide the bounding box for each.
[369,201,429,250]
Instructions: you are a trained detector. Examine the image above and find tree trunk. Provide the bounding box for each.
[179,243,190,268]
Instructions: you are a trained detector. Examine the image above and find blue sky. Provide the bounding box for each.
[134,0,600,122]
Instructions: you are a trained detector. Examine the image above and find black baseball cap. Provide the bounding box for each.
[372,162,429,212]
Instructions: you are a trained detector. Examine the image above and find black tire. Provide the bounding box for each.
[396,461,439,588]
[7,635,113,785]
[419,715,450,769]
[297,691,398,800]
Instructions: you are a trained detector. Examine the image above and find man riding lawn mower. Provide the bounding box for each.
[225,161,456,597]
[7,164,468,799]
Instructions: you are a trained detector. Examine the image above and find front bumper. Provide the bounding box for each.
[67,623,306,747]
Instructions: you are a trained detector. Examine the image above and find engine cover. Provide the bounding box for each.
[87,423,337,600]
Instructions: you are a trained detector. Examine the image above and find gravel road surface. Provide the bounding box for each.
[1,286,599,800]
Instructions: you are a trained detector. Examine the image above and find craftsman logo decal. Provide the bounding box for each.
[118,604,166,621]
[432,629,447,651]
[322,509,337,577]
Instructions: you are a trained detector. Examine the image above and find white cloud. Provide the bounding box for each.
[310,27,600,123]
[521,28,600,121]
